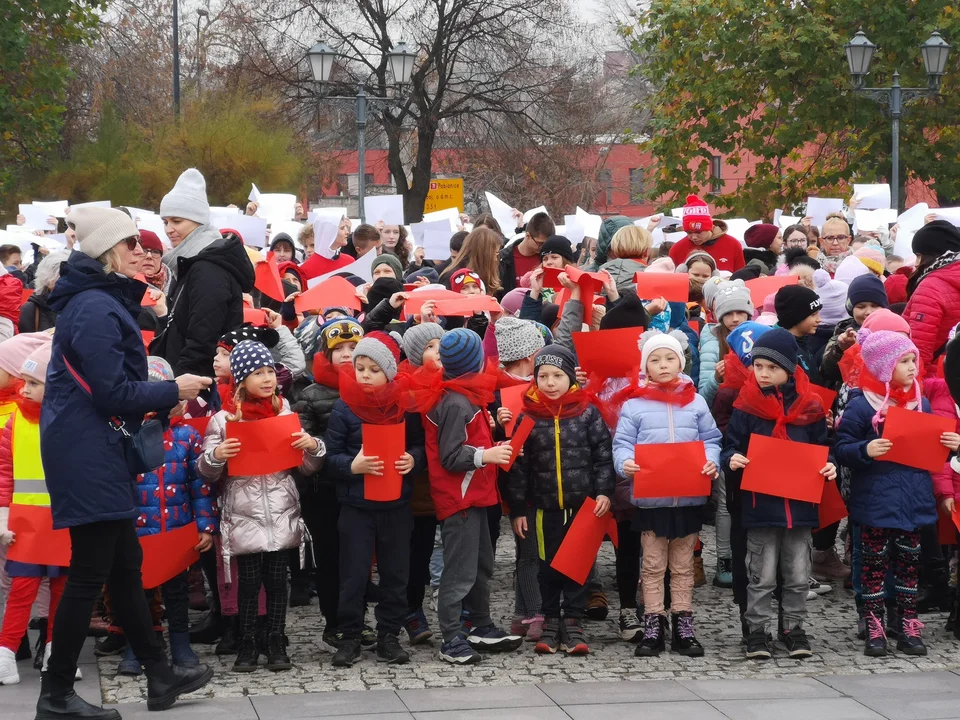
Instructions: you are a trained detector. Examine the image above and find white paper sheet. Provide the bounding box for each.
[854,209,898,233]
[522,205,548,223]
[32,200,69,217]
[773,209,783,227]
[670,207,685,219]
[897,202,930,232]
[563,221,585,247]
[36,235,66,251]
[17,205,57,231]
[249,183,261,203]
[853,183,891,210]
[269,220,304,243]
[650,228,665,248]
[422,207,460,232]
[213,213,267,248]
[806,197,844,229]
[256,193,296,223]
[136,214,168,240]
[777,214,801,229]
[485,192,516,236]
[663,230,688,244]
[934,207,960,227]
[363,195,405,225]
[209,206,240,216]
[124,206,157,222]
[71,200,111,210]
[411,219,454,261]
[307,246,377,287]
[575,207,602,240]
[721,218,750,244]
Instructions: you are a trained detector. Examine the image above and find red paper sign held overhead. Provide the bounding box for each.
[572,327,642,379]
[633,272,689,303]
[744,275,798,308]
[255,251,286,303]
[295,275,362,314]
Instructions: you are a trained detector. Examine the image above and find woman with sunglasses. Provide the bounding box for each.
[37,206,216,718]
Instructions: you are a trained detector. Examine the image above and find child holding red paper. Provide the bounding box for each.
[323,332,425,667]
[613,331,721,658]
[0,340,79,686]
[199,340,325,673]
[833,329,956,657]
[448,269,490,338]
[504,345,614,656]
[721,329,835,660]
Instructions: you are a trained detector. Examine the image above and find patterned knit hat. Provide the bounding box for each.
[495,316,544,363]
[218,324,279,352]
[713,283,754,322]
[401,322,444,367]
[534,345,577,386]
[813,269,849,325]
[702,277,729,313]
[230,340,276,386]
[682,194,714,233]
[440,328,484,379]
[450,268,486,294]
[858,328,922,429]
[353,331,401,381]
[318,317,364,352]
[145,355,175,383]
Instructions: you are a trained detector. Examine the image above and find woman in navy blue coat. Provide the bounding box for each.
[38,207,215,720]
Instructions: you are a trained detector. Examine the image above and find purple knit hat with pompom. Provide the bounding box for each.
[857,328,921,430]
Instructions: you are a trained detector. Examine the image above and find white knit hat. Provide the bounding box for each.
[159,168,210,225]
[70,207,139,260]
[639,329,685,377]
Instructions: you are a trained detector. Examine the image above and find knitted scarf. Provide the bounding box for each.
[239,395,280,421]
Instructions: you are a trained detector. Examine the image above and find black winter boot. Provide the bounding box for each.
[671,611,704,657]
[232,635,259,672]
[634,614,667,657]
[35,672,120,720]
[265,632,292,671]
[215,615,239,656]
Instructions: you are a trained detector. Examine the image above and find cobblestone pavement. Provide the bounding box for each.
[99,521,960,704]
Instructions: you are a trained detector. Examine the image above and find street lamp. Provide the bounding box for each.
[173,0,181,116]
[307,41,416,221]
[844,30,952,211]
[196,8,209,97]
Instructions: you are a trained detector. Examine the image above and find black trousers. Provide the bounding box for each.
[48,519,171,692]
[813,521,840,551]
[615,520,642,609]
[299,483,341,627]
[198,548,220,614]
[337,504,412,638]
[236,551,288,636]
[158,570,190,634]
[408,515,438,612]
[537,509,587,619]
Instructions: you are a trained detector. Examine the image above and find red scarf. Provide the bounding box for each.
[338,363,410,424]
[145,264,168,294]
[732,366,825,439]
[595,376,696,429]
[407,360,499,414]
[313,354,343,391]
[497,367,530,389]
[218,379,236,414]
[522,383,593,420]
[718,350,753,391]
[14,396,40,423]
[859,368,920,409]
[0,380,24,408]
[239,395,280,421]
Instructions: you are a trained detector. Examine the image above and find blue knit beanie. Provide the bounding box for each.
[845,274,888,313]
[439,328,484,379]
[726,322,772,367]
[751,328,800,374]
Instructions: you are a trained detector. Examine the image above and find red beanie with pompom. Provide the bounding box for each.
[682,194,713,233]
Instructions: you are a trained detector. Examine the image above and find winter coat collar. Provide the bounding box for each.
[48,251,145,317]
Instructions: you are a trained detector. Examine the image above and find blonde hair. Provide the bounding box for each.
[297,224,314,245]
[822,217,851,237]
[226,383,282,422]
[97,247,124,274]
[610,226,652,261]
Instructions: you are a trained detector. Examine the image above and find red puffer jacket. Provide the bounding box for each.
[924,377,960,502]
[904,259,960,377]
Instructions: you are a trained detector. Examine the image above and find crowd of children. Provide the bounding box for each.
[3,173,960,696]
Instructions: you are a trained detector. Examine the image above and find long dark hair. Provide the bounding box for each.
[386,225,411,267]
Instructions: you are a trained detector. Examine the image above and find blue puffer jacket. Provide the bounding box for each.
[833,392,937,531]
[42,252,180,529]
[134,423,219,537]
[697,323,720,405]
[324,400,427,511]
[613,385,722,508]
[720,379,832,529]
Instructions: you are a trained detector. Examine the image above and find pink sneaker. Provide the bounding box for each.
[524,615,545,642]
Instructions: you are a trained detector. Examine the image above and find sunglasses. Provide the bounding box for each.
[122,237,142,251]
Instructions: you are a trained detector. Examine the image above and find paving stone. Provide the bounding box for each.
[563,700,729,720]
[710,697,885,720]
[678,676,841,700]
[817,671,960,697]
[412,708,570,720]
[538,679,697,704]
[398,685,552,711]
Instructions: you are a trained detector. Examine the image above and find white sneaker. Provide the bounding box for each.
[41,643,82,680]
[806,589,818,601]
[808,577,832,595]
[0,646,19,685]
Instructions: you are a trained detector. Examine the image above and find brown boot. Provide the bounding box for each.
[693,557,706,588]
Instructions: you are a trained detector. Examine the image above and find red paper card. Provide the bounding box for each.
[6,505,71,567]
[565,266,605,303]
[403,289,462,316]
[295,275,362,313]
[572,327,642,379]
[255,251,285,303]
[741,434,828,504]
[20,288,33,306]
[183,416,211,437]
[133,273,156,307]
[141,329,155,351]
[542,267,563,290]
[499,384,527,437]
[139,524,201,589]
[633,442,710,498]
[744,275,798,308]
[226,413,304,476]
[818,480,847,528]
[550,496,618,584]
[433,295,500,317]
[633,272,689,303]
[503,416,535,472]
[363,422,406,502]
[811,384,837,412]
[881,405,954,473]
[243,308,268,326]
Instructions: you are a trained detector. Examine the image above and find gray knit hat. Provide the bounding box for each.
[401,323,444,367]
[159,168,210,225]
[495,316,545,364]
[713,283,754,322]
[353,333,399,381]
[70,207,140,261]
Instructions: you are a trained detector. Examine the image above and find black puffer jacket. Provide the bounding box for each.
[151,235,255,376]
[293,382,340,490]
[19,290,57,332]
[504,403,615,517]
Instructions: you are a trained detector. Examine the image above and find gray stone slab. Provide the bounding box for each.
[563,700,728,720]
[6,672,104,720]
[538,679,698,705]
[413,708,570,720]
[399,685,553,712]
[817,672,960,697]
[710,697,886,720]
[107,697,258,719]
[678,676,842,700]
[251,689,406,718]
[855,694,960,720]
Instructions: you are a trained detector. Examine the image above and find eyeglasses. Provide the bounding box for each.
[143,248,163,257]
[822,235,850,245]
[123,237,142,251]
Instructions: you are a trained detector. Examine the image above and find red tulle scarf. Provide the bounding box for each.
[313,354,343,391]
[218,380,236,414]
[14,396,41,423]
[0,380,24,407]
[732,366,826,439]
[338,363,410,424]
[407,360,499,414]
[838,343,924,391]
[239,396,280,421]
[521,384,592,420]
[595,376,696,429]
[719,351,753,391]
[497,368,531,389]
[859,368,920,409]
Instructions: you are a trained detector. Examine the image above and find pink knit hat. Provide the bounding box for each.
[858,328,921,430]
[500,287,529,317]
[861,308,911,336]
[20,342,51,383]
[0,333,51,379]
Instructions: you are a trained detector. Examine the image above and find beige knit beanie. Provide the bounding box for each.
[70,207,139,261]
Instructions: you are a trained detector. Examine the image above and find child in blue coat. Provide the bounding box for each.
[721,330,835,661]
[834,329,959,657]
[613,330,721,658]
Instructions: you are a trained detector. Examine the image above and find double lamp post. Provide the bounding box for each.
[844,30,952,211]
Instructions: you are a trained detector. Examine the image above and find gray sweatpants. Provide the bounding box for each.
[438,507,494,642]
[745,526,811,633]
